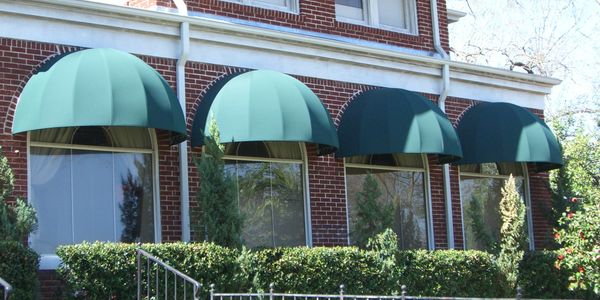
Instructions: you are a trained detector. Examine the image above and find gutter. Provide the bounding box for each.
[430,0,455,249]
[173,0,191,242]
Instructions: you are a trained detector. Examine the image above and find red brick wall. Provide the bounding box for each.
[127,0,450,52]
[1,37,555,297]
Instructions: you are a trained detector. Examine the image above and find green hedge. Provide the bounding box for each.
[58,243,598,299]
[397,250,507,297]
[518,251,595,299]
[0,241,40,300]
[57,242,243,299]
[58,243,510,298]
[247,247,394,294]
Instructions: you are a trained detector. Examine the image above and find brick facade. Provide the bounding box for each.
[0,0,556,298]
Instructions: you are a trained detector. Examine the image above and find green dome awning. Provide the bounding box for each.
[455,102,563,172]
[12,48,187,145]
[191,70,339,155]
[336,88,463,163]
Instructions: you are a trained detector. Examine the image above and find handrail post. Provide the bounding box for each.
[210,284,215,300]
[339,284,345,300]
[0,277,13,300]
[516,286,522,300]
[137,248,141,300]
[400,285,407,300]
[269,283,275,300]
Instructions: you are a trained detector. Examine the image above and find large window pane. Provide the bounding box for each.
[115,153,154,243]
[226,160,305,248]
[460,176,524,251]
[72,150,115,243]
[346,168,427,249]
[29,127,155,256]
[29,148,72,255]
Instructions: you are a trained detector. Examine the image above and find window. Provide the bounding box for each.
[335,0,418,34]
[29,127,157,258]
[459,163,529,251]
[224,142,307,248]
[345,153,428,249]
[222,0,299,14]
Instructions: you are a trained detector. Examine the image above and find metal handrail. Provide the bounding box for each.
[136,249,201,300]
[0,277,12,300]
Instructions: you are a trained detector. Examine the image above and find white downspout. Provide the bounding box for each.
[174,0,191,242]
[430,0,454,249]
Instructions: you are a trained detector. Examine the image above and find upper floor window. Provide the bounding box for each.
[335,0,418,34]
[223,0,299,14]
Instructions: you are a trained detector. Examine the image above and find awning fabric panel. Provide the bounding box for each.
[455,102,562,172]
[336,88,463,163]
[13,48,187,145]
[191,70,339,155]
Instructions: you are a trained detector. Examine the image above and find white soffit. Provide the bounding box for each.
[0,0,560,109]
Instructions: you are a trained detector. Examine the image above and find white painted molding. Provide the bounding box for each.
[0,0,560,109]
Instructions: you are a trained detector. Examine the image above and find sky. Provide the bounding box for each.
[446,0,600,126]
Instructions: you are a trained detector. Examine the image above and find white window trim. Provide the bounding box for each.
[223,142,311,247]
[221,0,300,14]
[335,0,419,35]
[458,163,533,250]
[343,154,433,249]
[28,129,162,270]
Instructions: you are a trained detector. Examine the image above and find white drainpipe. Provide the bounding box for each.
[174,0,191,242]
[430,0,454,249]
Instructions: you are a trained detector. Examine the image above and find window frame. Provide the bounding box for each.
[343,154,434,250]
[221,0,300,14]
[27,128,162,270]
[222,141,312,247]
[335,0,419,35]
[458,163,534,251]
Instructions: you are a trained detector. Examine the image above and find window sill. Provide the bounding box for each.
[39,254,61,270]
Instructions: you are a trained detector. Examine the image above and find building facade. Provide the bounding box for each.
[0,0,562,298]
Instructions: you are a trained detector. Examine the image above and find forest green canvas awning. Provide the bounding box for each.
[455,102,563,172]
[191,70,339,155]
[12,48,187,145]
[336,88,463,163]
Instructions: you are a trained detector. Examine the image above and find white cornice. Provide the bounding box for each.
[447,9,467,24]
[0,0,560,109]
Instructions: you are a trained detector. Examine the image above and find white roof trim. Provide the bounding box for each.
[0,0,560,109]
[447,9,467,24]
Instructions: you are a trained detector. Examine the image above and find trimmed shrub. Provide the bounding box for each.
[58,242,510,298]
[248,247,393,295]
[57,242,243,299]
[0,241,40,300]
[519,251,595,299]
[396,250,507,297]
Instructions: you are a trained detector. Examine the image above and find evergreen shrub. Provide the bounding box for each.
[0,241,40,300]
